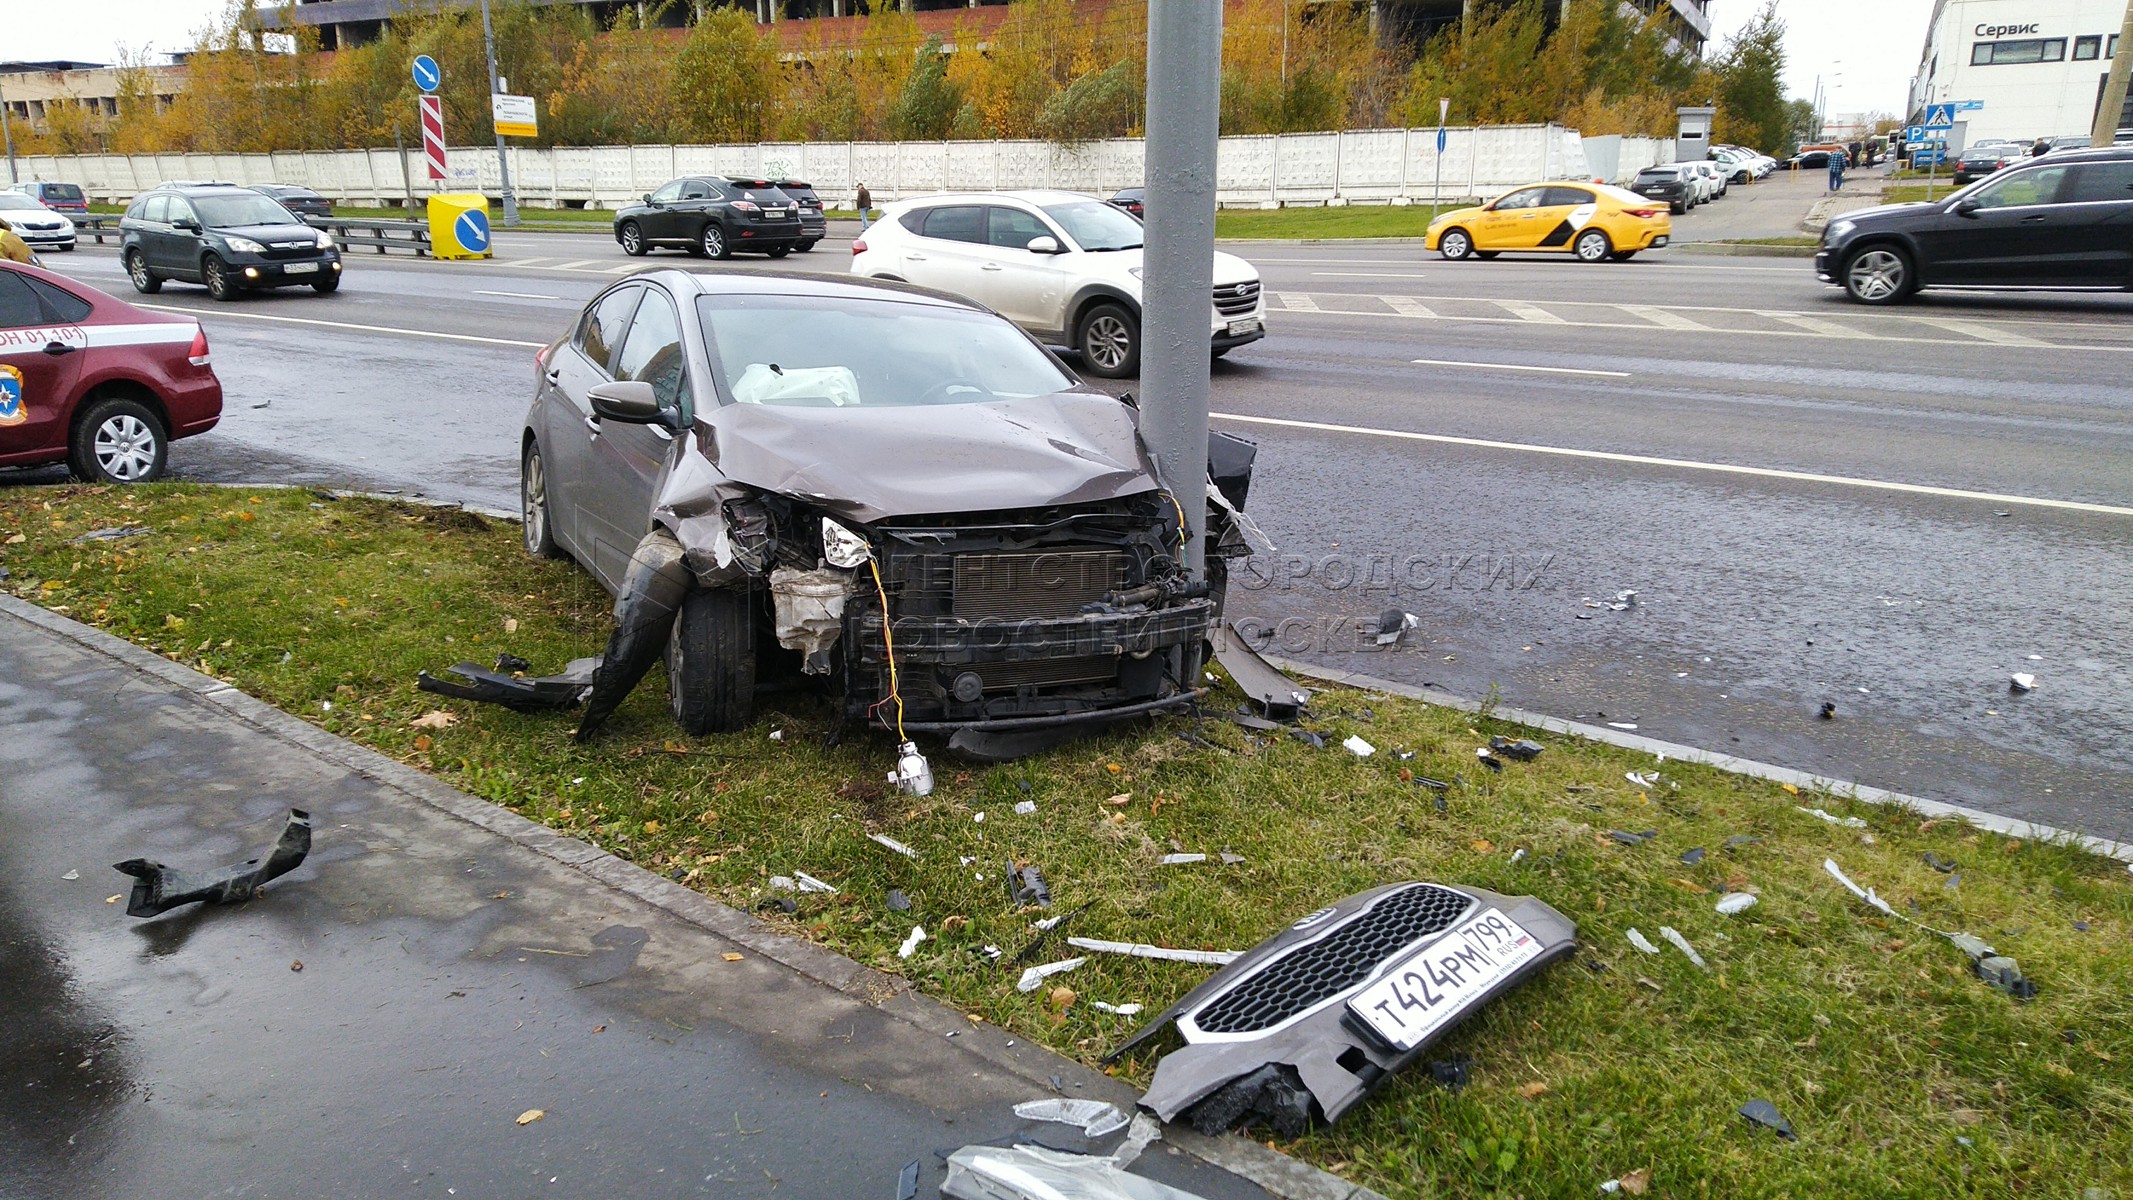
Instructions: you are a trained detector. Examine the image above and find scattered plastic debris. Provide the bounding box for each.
[1975,955,2038,1000]
[940,1142,1205,1200]
[1014,800,1038,816]
[1659,926,1707,969]
[1475,748,1504,772]
[61,868,81,881]
[1818,702,1836,720]
[1680,848,1706,866]
[890,740,935,797]
[1738,1099,1797,1140]
[1030,913,1068,932]
[1373,610,1420,646]
[1626,928,1661,955]
[1218,852,1247,866]
[895,1158,920,1200]
[1490,736,1545,761]
[1797,806,1867,828]
[1923,852,1957,873]
[1017,957,1088,993]
[1159,853,1208,866]
[1725,835,1761,848]
[1426,1056,1473,1092]
[974,811,986,823]
[1509,848,1528,865]
[1090,1001,1143,1016]
[1826,859,2034,999]
[1066,937,1240,966]
[768,728,785,742]
[1412,775,1452,792]
[2010,673,2036,693]
[1715,892,1758,915]
[1343,735,1376,757]
[1609,830,1657,846]
[1607,722,1639,731]
[887,888,912,912]
[899,926,928,958]
[1212,623,1310,719]
[1012,1097,1131,1138]
[1626,771,1660,788]
[114,809,312,918]
[869,833,919,858]
[418,658,599,711]
[1289,729,1326,750]
[794,871,838,894]
[1010,863,1052,908]
[72,525,153,543]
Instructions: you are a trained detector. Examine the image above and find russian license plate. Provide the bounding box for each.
[767,209,788,218]
[1347,909,1545,1051]
[1228,318,1261,336]
[283,261,318,274]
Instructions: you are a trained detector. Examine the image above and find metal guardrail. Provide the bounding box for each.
[304,215,431,257]
[73,214,122,244]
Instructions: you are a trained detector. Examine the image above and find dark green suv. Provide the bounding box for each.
[120,184,343,300]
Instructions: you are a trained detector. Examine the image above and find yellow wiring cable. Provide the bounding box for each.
[1167,490,1188,549]
[867,555,906,741]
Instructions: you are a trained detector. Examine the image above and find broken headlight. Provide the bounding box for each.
[821,518,871,569]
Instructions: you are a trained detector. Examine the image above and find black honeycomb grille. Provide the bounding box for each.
[1192,884,1473,1035]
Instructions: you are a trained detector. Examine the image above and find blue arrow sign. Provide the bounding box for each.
[1436,126,1448,154]
[454,208,491,254]
[1924,104,1956,129]
[412,55,441,93]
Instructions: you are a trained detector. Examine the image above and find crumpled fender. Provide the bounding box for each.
[114,809,312,918]
[575,528,692,741]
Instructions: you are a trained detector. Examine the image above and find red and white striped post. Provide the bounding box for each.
[418,94,446,184]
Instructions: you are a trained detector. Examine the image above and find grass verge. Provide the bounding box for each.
[5,484,2130,1199]
[1214,205,1457,240]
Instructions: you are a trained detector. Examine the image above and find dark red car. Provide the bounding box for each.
[0,260,221,482]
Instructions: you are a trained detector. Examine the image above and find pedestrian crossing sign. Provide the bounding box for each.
[1924,104,1956,129]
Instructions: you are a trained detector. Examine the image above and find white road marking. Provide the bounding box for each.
[1208,411,2133,518]
[1917,317,2050,346]
[1411,358,1630,378]
[1311,271,1431,278]
[1495,299,1566,323]
[502,257,555,268]
[1277,292,1320,311]
[1382,296,1439,319]
[1760,310,1877,338]
[604,263,646,274]
[136,304,546,349]
[474,290,561,300]
[1619,304,1708,331]
[551,259,608,271]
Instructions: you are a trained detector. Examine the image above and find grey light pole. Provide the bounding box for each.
[479,0,520,226]
[1139,0,1222,619]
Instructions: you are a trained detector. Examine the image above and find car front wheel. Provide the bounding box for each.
[1077,302,1140,378]
[700,223,729,260]
[1573,228,1613,263]
[1439,228,1475,261]
[521,441,565,560]
[619,221,647,256]
[69,396,167,484]
[312,273,340,294]
[1843,246,1913,304]
[668,587,756,735]
[202,254,240,301]
[125,249,161,294]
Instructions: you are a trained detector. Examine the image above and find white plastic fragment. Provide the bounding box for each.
[941,1143,1202,1200]
[1608,722,1639,731]
[1158,853,1208,866]
[1342,735,1376,757]
[793,871,838,894]
[1016,957,1088,993]
[1090,1001,1144,1015]
[1014,800,1038,816]
[769,875,796,891]
[1626,928,1661,955]
[1626,771,1659,787]
[1030,913,1067,932]
[1109,1112,1163,1170]
[868,833,918,858]
[769,728,785,741]
[2010,673,2036,693]
[1659,926,1707,969]
[1798,806,1868,828]
[1600,1182,1622,1195]
[1013,1097,1131,1139]
[1067,937,1241,966]
[1509,848,1528,865]
[899,925,927,958]
[889,740,935,797]
[974,811,986,823]
[1715,892,1759,915]
[61,869,80,881]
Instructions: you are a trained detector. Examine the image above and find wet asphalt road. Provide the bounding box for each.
[23,208,2133,840]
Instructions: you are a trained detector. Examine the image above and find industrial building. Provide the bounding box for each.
[1908,0,2131,143]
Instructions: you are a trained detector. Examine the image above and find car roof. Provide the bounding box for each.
[151,183,259,196]
[2034,144,2133,162]
[889,189,1099,209]
[613,266,990,312]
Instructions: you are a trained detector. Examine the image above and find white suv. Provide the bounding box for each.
[851,189,1265,378]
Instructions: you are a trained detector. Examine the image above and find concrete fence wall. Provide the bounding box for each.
[18,127,1673,210]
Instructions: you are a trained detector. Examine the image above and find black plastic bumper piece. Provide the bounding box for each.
[113,808,312,918]
[418,660,596,711]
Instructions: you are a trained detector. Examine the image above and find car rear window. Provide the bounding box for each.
[698,294,1073,409]
[25,276,92,323]
[0,271,44,327]
[43,184,84,202]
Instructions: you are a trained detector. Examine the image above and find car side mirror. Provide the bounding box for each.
[587,380,671,426]
[1953,199,1981,217]
[644,193,659,206]
[174,217,201,232]
[1026,235,1061,254]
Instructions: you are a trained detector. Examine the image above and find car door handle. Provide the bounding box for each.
[905,253,926,261]
[981,263,1003,271]
[2019,214,2046,224]
[43,341,76,356]
[545,369,561,384]
[584,415,602,436]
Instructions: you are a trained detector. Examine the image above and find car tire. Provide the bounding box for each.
[1610,251,1639,262]
[202,254,240,301]
[68,396,167,484]
[1438,227,1475,261]
[767,246,790,259]
[1474,250,1500,260]
[1671,202,1684,215]
[667,586,756,736]
[700,223,729,260]
[619,221,648,257]
[311,274,340,294]
[521,440,566,561]
[1573,228,1613,263]
[1843,245,1914,305]
[796,239,818,253]
[1077,302,1141,378]
[125,249,162,294]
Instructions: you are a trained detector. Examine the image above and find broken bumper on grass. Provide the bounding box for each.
[1108,881,1577,1135]
[113,808,312,918]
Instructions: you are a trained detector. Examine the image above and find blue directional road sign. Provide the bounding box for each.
[1436,126,1448,154]
[1924,103,1957,129]
[453,208,491,255]
[412,54,441,93]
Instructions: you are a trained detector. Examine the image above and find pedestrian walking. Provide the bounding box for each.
[1827,149,1847,193]
[856,182,872,232]
[2031,136,2051,158]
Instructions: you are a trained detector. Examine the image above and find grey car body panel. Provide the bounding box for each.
[1114,882,1576,1129]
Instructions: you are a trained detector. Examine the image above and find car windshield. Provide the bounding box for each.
[1042,200,1143,251]
[192,194,302,227]
[0,194,42,210]
[698,294,1076,408]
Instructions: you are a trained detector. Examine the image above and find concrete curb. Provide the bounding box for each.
[1670,242,1817,258]
[0,593,1383,1200]
[1267,653,2133,867]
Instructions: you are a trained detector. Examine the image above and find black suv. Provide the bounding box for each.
[614,176,803,259]
[248,184,333,219]
[769,179,826,251]
[1816,147,2133,304]
[120,184,342,300]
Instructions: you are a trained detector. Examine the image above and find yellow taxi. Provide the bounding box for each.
[1425,182,1672,263]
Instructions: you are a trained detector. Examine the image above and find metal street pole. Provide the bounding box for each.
[479,0,520,226]
[2093,1,2133,146]
[1140,0,1222,640]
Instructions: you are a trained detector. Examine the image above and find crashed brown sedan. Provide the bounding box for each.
[519,269,1260,766]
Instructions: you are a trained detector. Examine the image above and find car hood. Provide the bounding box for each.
[215,222,319,243]
[1429,205,1486,227]
[1081,248,1259,290]
[699,390,1161,522]
[1834,202,1939,226]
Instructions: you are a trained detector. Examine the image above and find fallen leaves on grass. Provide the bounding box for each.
[1620,1167,1651,1195]
[516,1108,546,1125]
[1517,1081,1550,1099]
[409,710,458,730]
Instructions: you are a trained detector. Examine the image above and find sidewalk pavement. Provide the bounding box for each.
[0,597,1372,1200]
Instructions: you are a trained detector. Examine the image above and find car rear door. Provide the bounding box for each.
[2053,160,2133,284]
[1921,163,2076,286]
[545,284,641,589]
[1535,187,1600,250]
[0,268,83,463]
[973,204,1072,334]
[1472,187,1552,249]
[672,179,717,243]
[581,285,686,571]
[902,205,990,298]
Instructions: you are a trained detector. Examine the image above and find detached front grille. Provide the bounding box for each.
[1191,884,1474,1035]
[952,550,1126,620]
[1214,281,1261,317]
